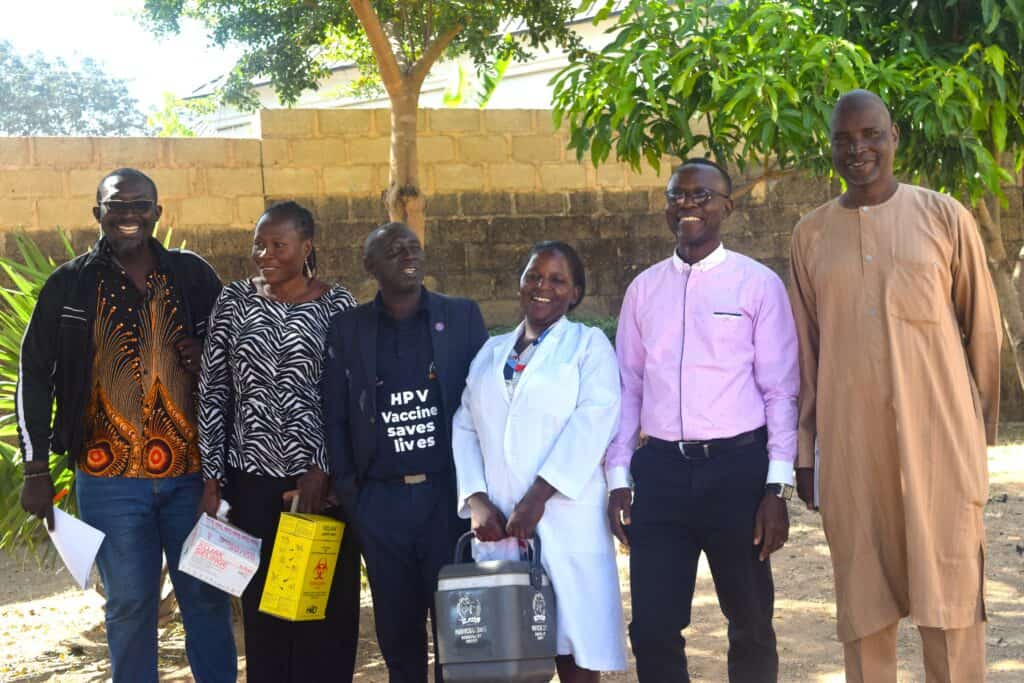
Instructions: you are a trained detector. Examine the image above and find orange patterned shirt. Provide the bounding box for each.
[82,265,200,478]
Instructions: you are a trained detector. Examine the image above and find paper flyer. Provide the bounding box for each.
[47,507,105,589]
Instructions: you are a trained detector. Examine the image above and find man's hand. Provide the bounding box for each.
[292,466,329,514]
[198,479,221,518]
[796,467,816,510]
[176,337,203,375]
[607,487,632,547]
[753,494,789,562]
[20,467,55,531]
[467,493,507,542]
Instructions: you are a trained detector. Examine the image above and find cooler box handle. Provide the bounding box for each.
[453,531,545,589]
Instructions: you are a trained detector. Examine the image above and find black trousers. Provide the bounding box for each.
[225,468,361,683]
[354,476,468,683]
[627,438,778,683]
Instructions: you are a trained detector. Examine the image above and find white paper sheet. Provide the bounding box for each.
[47,507,105,589]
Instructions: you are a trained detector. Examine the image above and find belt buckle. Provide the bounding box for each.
[678,441,711,462]
[403,473,428,485]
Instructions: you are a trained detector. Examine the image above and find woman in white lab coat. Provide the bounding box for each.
[452,241,627,682]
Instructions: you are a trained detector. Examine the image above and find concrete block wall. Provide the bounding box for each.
[256,108,667,196]
[0,137,264,240]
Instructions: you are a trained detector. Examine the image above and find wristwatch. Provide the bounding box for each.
[765,483,794,500]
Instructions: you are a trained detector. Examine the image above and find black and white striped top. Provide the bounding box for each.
[198,279,357,481]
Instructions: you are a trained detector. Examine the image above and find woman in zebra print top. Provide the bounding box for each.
[197,201,361,682]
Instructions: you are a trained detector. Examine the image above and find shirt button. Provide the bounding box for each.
[369,416,376,424]
[865,255,873,262]
[868,308,877,316]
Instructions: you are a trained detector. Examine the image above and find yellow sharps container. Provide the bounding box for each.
[258,505,345,622]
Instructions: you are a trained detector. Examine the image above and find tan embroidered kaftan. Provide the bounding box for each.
[789,183,1001,642]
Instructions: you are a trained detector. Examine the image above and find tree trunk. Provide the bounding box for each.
[387,86,426,240]
[975,195,1024,391]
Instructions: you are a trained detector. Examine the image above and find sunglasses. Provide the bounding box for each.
[664,188,730,205]
[98,199,156,214]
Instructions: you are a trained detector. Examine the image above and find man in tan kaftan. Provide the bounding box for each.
[789,90,1002,682]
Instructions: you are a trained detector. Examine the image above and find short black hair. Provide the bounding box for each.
[364,221,416,258]
[258,200,318,273]
[671,157,732,195]
[525,240,586,311]
[260,200,315,240]
[96,168,158,203]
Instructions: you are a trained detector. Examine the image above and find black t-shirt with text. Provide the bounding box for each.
[369,306,449,479]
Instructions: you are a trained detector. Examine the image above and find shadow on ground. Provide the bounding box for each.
[2,445,1022,682]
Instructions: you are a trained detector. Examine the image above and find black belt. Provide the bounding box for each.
[646,426,767,462]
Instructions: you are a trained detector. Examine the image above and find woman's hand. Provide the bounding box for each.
[293,465,329,514]
[468,493,508,542]
[505,477,557,540]
[199,479,222,518]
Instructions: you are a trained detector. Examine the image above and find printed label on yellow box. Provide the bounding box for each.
[258,512,344,621]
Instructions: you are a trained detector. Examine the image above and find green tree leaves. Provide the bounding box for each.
[551,0,1024,203]
[552,0,875,180]
[0,41,147,136]
[143,0,584,112]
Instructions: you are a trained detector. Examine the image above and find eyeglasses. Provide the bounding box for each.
[664,188,730,205]
[98,199,156,214]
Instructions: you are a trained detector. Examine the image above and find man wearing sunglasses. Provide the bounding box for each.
[606,158,799,682]
[17,168,235,682]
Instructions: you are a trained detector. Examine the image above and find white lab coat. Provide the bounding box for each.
[452,317,627,671]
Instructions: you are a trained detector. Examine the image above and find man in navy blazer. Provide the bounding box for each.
[323,221,488,682]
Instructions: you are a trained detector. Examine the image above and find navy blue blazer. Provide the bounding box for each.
[322,289,488,511]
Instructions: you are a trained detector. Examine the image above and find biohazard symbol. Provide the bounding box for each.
[313,558,329,580]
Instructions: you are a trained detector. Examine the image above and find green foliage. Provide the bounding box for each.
[0,40,147,136]
[552,0,876,179]
[821,0,1024,201]
[551,0,1024,203]
[441,35,515,108]
[442,63,469,106]
[0,225,181,560]
[142,0,584,111]
[475,34,516,108]
[0,232,77,562]
[147,92,219,137]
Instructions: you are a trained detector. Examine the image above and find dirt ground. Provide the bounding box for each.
[2,431,1023,682]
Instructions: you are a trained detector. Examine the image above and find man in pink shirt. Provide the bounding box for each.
[607,158,799,682]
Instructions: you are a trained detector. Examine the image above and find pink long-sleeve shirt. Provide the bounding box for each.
[605,245,799,490]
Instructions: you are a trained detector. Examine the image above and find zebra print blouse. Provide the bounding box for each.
[198,279,357,481]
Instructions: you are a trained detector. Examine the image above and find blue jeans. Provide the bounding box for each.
[76,471,237,683]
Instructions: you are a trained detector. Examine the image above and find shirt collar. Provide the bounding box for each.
[672,243,727,273]
[86,236,170,270]
[372,285,430,316]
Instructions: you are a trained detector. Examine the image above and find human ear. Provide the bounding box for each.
[722,197,735,218]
